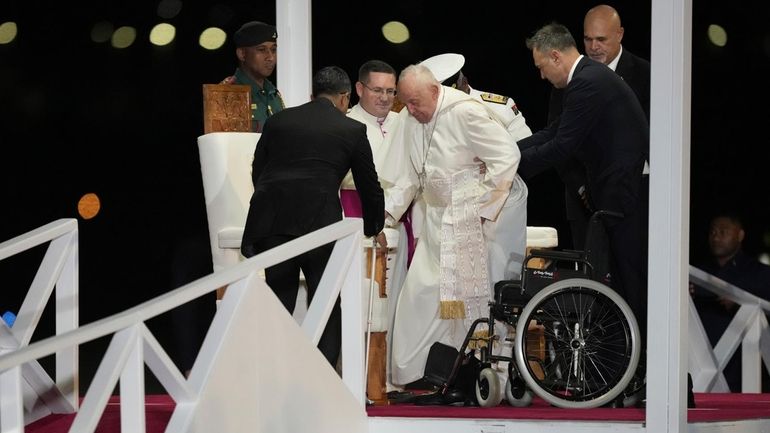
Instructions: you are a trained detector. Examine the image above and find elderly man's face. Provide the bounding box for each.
[397,77,439,124]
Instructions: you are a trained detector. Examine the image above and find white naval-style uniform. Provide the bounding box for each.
[345,103,411,391]
[386,86,528,386]
[469,86,532,142]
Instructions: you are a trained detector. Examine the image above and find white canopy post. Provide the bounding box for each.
[276,0,312,108]
[647,0,692,432]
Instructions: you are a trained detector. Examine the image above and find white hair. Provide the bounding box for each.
[399,64,440,88]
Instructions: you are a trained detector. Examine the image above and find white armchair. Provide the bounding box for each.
[197,132,259,298]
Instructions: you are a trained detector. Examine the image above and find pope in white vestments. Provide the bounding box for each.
[385,64,528,386]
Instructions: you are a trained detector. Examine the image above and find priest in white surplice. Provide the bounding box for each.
[342,60,413,393]
[385,64,528,386]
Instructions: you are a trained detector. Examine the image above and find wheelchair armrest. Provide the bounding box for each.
[527,248,583,262]
[493,279,531,307]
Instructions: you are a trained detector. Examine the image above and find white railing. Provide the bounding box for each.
[688,265,770,393]
[0,218,79,429]
[0,218,370,433]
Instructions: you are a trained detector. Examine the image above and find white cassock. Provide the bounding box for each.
[345,103,412,390]
[385,86,528,386]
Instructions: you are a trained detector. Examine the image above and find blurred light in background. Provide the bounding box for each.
[112,26,137,49]
[157,0,183,19]
[91,21,114,43]
[78,193,101,220]
[382,21,409,44]
[150,23,176,46]
[0,21,18,44]
[199,27,227,50]
[707,24,727,47]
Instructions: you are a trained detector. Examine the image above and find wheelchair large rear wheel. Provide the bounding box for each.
[513,278,640,408]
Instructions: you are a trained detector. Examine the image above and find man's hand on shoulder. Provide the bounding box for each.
[220,76,236,85]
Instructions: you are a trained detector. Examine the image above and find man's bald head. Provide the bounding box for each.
[583,4,624,65]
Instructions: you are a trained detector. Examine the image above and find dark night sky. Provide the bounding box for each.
[1,1,769,340]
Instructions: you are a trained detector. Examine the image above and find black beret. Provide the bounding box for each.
[234,21,277,48]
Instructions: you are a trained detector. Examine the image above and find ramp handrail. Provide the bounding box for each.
[688,265,770,392]
[0,218,79,429]
[0,218,368,433]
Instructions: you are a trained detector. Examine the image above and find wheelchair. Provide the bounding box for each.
[444,210,641,409]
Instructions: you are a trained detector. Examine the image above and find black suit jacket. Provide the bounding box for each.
[546,49,651,225]
[519,56,649,216]
[241,98,384,256]
[548,48,650,124]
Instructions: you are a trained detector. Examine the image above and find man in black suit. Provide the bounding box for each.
[518,23,649,338]
[548,5,650,250]
[240,66,385,366]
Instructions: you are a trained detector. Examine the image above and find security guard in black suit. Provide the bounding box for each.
[518,23,649,341]
[547,5,650,250]
[241,66,385,366]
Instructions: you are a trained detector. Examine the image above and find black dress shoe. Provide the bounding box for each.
[412,388,466,406]
[443,387,466,406]
[387,391,416,404]
[412,391,446,406]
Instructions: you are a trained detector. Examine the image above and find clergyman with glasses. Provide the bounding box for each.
[343,59,414,396]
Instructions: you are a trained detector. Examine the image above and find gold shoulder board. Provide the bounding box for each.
[479,92,509,104]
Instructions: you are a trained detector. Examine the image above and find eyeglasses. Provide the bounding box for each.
[360,82,397,97]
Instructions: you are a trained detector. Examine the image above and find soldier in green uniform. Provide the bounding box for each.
[222,21,285,132]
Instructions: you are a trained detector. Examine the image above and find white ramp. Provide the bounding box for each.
[167,270,367,433]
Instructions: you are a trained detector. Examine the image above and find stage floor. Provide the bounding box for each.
[367,392,770,423]
[25,393,770,433]
[368,393,770,433]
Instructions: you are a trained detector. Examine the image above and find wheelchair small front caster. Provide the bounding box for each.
[475,367,503,407]
[505,376,533,407]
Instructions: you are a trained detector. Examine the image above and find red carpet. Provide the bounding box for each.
[26,395,174,433]
[366,393,770,423]
[24,393,770,432]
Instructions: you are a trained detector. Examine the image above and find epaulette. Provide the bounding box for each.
[479,92,509,105]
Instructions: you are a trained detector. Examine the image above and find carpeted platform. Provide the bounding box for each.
[366,393,770,423]
[24,393,770,432]
[26,395,174,433]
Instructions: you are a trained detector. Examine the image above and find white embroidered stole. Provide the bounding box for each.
[438,168,489,324]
